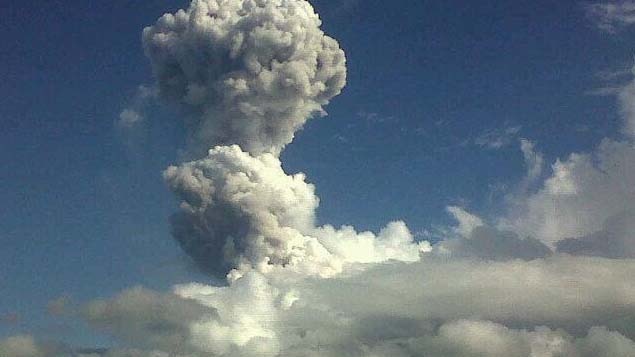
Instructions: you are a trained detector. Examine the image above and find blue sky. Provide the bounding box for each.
[2,0,635,351]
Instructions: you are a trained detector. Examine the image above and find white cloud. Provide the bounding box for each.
[396,321,635,357]
[576,326,635,357]
[434,225,551,261]
[304,256,635,333]
[445,206,484,238]
[83,286,214,353]
[93,350,193,357]
[12,323,634,357]
[500,139,635,250]
[520,139,544,184]
[0,336,44,357]
[618,74,635,138]
[118,109,142,128]
[556,210,635,257]
[67,255,635,356]
[0,336,196,357]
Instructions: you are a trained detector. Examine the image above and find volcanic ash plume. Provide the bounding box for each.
[165,145,429,278]
[142,0,347,156]
[146,0,428,277]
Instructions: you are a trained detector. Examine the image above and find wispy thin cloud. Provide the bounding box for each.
[586,85,624,96]
[587,62,635,138]
[356,110,397,124]
[585,1,635,33]
[336,0,361,14]
[587,65,633,96]
[595,67,633,80]
[116,85,156,129]
[474,125,522,150]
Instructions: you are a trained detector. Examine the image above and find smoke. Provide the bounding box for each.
[164,144,428,278]
[142,0,346,156]
[144,0,432,278]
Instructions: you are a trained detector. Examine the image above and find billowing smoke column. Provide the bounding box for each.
[143,0,346,156]
[164,145,428,278]
[163,145,327,275]
[145,0,427,278]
